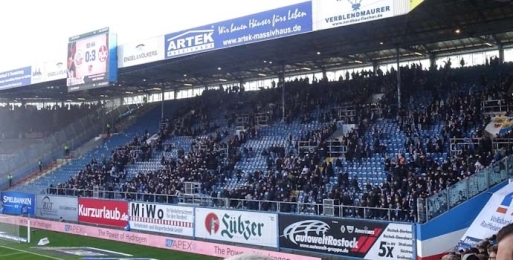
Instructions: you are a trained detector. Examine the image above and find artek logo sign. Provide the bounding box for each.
[204,212,264,240]
[166,29,215,57]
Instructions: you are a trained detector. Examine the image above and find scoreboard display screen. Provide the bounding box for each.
[67,28,117,92]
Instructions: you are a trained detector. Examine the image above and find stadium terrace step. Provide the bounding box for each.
[10,158,71,189]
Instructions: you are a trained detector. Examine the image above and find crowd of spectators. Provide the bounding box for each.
[0,103,101,139]
[215,123,338,211]
[50,133,151,197]
[440,223,513,260]
[117,133,230,202]
[331,63,513,221]
[207,63,513,222]
[53,61,513,224]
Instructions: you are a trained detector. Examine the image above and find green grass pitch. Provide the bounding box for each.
[0,226,218,260]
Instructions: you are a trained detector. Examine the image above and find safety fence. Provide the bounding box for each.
[1,192,415,260]
[420,155,513,221]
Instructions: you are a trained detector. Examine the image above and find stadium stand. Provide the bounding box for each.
[0,103,100,139]
[2,102,151,190]
[3,1,513,260]
[13,60,511,223]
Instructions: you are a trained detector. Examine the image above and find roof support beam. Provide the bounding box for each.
[492,34,502,45]
[475,36,497,47]
[401,47,427,56]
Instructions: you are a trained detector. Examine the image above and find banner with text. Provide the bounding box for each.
[129,202,194,237]
[1,191,35,215]
[278,214,414,259]
[458,183,513,249]
[35,195,78,222]
[164,1,312,59]
[118,36,165,68]
[31,60,67,84]
[195,208,278,248]
[0,215,320,260]
[312,0,396,31]
[0,67,32,90]
[78,198,128,228]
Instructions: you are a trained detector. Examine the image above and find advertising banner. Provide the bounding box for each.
[164,1,312,59]
[458,183,513,249]
[278,214,414,259]
[118,36,165,68]
[1,192,35,215]
[78,198,128,228]
[0,67,32,90]
[312,0,395,31]
[0,215,321,260]
[31,60,67,84]
[129,202,194,237]
[35,195,78,222]
[195,208,278,248]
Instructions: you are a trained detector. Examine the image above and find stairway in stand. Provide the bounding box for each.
[9,158,71,192]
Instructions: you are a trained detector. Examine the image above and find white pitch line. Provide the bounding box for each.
[0,246,64,260]
[0,251,24,257]
[85,247,133,256]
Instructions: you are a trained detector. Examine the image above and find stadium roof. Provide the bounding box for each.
[3,0,513,101]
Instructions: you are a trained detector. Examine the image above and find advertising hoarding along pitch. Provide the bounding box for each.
[1,192,35,215]
[312,0,395,31]
[78,198,128,228]
[0,215,321,260]
[118,36,165,68]
[129,202,194,237]
[0,67,32,91]
[278,214,414,259]
[164,1,312,59]
[458,183,513,249]
[35,195,78,222]
[194,208,278,248]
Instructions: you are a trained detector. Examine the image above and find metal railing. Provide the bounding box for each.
[37,159,513,224]
[421,155,513,221]
[449,137,480,156]
[43,187,414,223]
[325,139,347,157]
[481,99,513,114]
[493,138,513,151]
